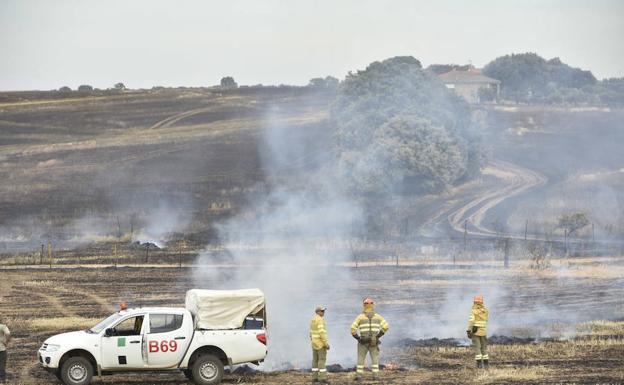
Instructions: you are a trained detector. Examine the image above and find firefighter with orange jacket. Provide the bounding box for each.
[467,295,489,369]
[351,298,389,379]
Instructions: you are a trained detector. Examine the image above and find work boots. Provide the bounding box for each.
[476,360,484,369]
[483,359,489,369]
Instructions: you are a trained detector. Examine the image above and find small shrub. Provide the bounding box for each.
[527,242,550,269]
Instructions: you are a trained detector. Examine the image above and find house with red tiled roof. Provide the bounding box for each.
[439,67,500,103]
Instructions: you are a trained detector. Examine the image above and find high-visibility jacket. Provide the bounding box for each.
[0,324,10,351]
[351,312,389,340]
[467,303,488,337]
[310,314,329,350]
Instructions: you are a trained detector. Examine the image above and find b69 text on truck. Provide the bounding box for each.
[38,289,267,385]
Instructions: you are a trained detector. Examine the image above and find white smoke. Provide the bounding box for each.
[193,101,366,368]
[133,201,191,247]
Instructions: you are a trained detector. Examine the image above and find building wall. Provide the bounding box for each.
[446,83,499,103]
[455,84,482,103]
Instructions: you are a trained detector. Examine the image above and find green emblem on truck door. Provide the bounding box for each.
[117,337,126,347]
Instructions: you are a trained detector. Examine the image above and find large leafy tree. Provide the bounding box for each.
[558,212,590,236]
[308,76,339,89]
[596,78,624,107]
[220,76,238,89]
[483,53,596,103]
[332,56,483,196]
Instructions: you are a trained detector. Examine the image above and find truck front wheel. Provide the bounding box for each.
[191,354,224,384]
[60,357,93,385]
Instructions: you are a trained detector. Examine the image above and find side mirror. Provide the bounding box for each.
[105,328,114,337]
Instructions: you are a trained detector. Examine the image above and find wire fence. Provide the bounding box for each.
[1,230,623,268]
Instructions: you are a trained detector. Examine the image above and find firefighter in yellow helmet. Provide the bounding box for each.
[351,298,389,380]
[310,306,330,383]
[467,295,489,369]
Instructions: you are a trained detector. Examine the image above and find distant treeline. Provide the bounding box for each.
[429,53,624,107]
[5,52,623,107]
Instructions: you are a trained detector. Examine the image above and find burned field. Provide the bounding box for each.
[2,89,624,253]
[0,87,334,251]
[1,88,624,385]
[1,255,622,384]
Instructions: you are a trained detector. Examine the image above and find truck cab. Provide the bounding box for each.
[39,289,267,385]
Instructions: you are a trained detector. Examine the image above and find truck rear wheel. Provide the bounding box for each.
[192,354,224,384]
[60,356,93,385]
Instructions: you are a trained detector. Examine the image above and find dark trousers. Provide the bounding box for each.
[471,335,488,361]
[0,350,6,380]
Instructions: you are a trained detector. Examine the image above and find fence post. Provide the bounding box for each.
[145,244,149,264]
[48,241,52,269]
[464,220,468,253]
[179,241,183,269]
[564,230,568,256]
[350,239,358,269]
[40,244,44,265]
[525,219,528,241]
[504,238,510,268]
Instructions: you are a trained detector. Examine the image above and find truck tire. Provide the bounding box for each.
[60,356,93,385]
[192,354,224,384]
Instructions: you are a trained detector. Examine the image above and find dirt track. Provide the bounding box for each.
[418,159,547,239]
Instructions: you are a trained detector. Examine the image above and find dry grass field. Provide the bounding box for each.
[0,254,622,384]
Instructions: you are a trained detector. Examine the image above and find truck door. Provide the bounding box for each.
[100,315,146,369]
[146,313,190,368]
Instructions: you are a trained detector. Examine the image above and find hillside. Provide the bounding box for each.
[0,87,334,250]
[1,89,624,254]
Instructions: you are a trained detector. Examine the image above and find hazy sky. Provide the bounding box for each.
[1,0,623,90]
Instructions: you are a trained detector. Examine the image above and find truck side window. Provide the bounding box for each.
[243,316,264,329]
[113,316,144,336]
[149,314,183,334]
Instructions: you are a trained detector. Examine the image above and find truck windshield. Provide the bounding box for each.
[88,313,123,334]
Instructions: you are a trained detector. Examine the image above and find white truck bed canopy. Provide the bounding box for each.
[185,289,265,330]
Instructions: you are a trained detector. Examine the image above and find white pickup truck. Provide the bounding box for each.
[38,289,268,385]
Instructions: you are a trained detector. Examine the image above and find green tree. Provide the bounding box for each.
[114,82,126,90]
[220,76,238,89]
[332,56,483,196]
[77,84,93,92]
[478,86,497,103]
[308,76,339,89]
[595,78,624,107]
[558,212,590,236]
[483,53,596,103]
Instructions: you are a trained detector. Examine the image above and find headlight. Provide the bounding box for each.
[43,344,60,352]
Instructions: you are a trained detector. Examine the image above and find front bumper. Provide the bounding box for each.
[38,349,61,369]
